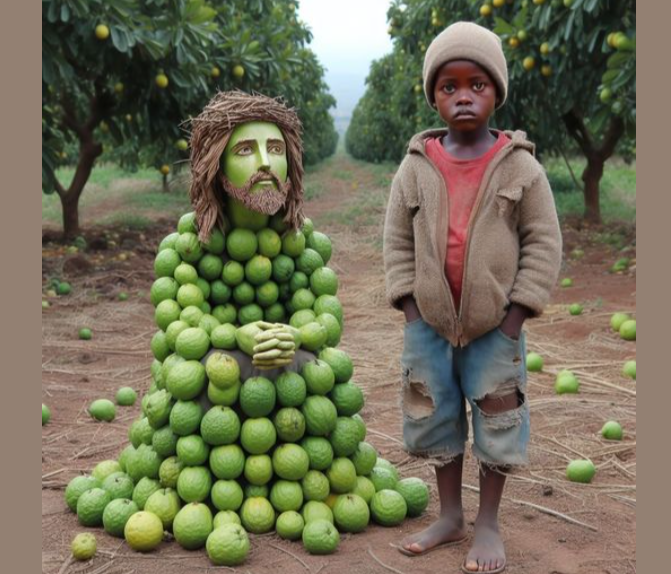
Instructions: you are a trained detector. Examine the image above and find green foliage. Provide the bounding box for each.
[347,0,635,169]
[42,0,337,236]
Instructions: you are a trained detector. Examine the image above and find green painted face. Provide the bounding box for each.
[222,121,288,193]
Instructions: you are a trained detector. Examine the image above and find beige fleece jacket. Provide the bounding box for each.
[383,128,562,347]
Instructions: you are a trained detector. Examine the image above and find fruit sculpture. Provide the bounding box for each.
[64,92,429,565]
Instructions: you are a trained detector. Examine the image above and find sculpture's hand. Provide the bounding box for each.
[251,322,301,370]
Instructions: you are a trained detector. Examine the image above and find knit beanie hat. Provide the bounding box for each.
[423,21,508,110]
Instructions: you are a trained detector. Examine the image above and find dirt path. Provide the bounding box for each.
[42,150,636,574]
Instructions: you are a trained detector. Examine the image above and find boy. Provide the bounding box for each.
[383,21,562,573]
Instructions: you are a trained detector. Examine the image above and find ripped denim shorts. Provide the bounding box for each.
[400,318,530,468]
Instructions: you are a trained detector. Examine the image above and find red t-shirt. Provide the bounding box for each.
[425,131,510,311]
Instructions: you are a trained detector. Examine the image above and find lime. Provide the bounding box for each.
[352,476,376,504]
[227,229,258,262]
[176,435,210,466]
[566,459,596,483]
[169,400,203,436]
[270,480,304,512]
[302,500,334,524]
[394,477,429,517]
[333,493,370,533]
[619,319,636,341]
[276,371,307,407]
[180,305,204,327]
[89,399,116,422]
[306,231,332,264]
[244,454,274,486]
[118,291,129,301]
[213,510,242,529]
[166,360,206,400]
[301,436,334,471]
[200,406,241,446]
[245,255,273,285]
[313,295,343,325]
[302,519,339,554]
[203,226,225,254]
[175,232,203,263]
[302,360,335,395]
[318,348,353,384]
[210,324,238,350]
[124,511,165,552]
[165,321,189,351]
[569,303,583,316]
[198,254,224,281]
[103,499,139,538]
[211,480,244,511]
[526,352,544,372]
[154,248,181,278]
[210,444,246,480]
[299,322,328,352]
[144,389,173,429]
[77,488,111,526]
[301,470,330,502]
[174,262,198,286]
[161,353,186,385]
[301,217,314,237]
[370,489,407,526]
[264,302,286,323]
[208,380,241,406]
[327,457,357,494]
[270,211,289,233]
[245,484,269,499]
[57,281,72,295]
[310,267,338,296]
[206,352,241,389]
[240,497,276,534]
[155,299,182,331]
[240,376,276,417]
[222,260,245,286]
[158,456,184,489]
[257,228,282,258]
[601,420,623,440]
[210,280,232,305]
[151,277,179,307]
[78,327,92,340]
[274,407,306,443]
[238,303,264,325]
[623,360,636,380]
[296,248,324,276]
[177,466,212,503]
[151,331,171,361]
[276,510,305,540]
[330,417,361,457]
[289,271,309,293]
[173,503,213,550]
[350,441,377,475]
[71,533,97,561]
[132,476,161,510]
[272,254,296,283]
[329,382,364,417]
[102,472,134,501]
[291,309,317,329]
[233,281,255,305]
[212,303,237,325]
[198,314,220,335]
[177,212,198,234]
[177,284,205,309]
[144,488,181,530]
[273,444,310,481]
[42,403,51,426]
[291,288,316,311]
[159,232,179,252]
[315,313,342,347]
[610,312,630,332]
[282,230,306,257]
[256,281,280,307]
[240,418,277,455]
[302,396,337,437]
[555,370,580,394]
[92,460,122,483]
[560,278,573,288]
[206,523,250,566]
[371,463,399,488]
[65,475,100,512]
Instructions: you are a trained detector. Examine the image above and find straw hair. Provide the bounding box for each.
[188,90,305,241]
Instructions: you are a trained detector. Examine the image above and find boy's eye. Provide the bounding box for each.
[442,84,455,93]
[473,82,485,91]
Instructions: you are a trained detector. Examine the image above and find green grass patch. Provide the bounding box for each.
[544,156,636,223]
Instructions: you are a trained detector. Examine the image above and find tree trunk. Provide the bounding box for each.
[162,173,170,193]
[582,155,604,224]
[562,110,625,225]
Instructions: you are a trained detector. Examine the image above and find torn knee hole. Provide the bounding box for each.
[401,372,435,419]
[476,385,524,416]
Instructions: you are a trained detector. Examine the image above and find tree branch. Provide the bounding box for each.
[562,109,594,157]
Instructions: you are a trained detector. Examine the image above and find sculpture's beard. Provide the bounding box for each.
[218,170,291,216]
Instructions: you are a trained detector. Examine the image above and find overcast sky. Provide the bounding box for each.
[298,0,393,117]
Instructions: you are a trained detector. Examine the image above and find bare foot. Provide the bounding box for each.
[400,514,467,555]
[462,520,506,572]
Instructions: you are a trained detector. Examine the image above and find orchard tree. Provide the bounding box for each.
[43,0,220,238]
[346,0,635,223]
[43,0,338,239]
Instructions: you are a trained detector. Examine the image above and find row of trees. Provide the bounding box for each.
[43,0,339,237]
[345,0,635,223]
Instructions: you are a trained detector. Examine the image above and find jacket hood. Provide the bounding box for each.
[407,127,536,156]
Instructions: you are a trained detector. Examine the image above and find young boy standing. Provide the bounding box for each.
[383,22,562,573]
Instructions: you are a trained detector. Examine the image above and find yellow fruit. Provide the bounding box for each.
[493,0,505,6]
[211,66,221,78]
[72,533,97,560]
[232,65,245,79]
[509,37,520,48]
[124,511,165,552]
[540,42,551,55]
[523,56,536,71]
[155,73,169,89]
[114,82,124,94]
[541,65,553,77]
[160,164,171,176]
[95,25,110,40]
[480,5,493,16]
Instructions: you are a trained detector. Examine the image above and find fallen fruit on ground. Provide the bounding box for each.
[42,403,51,426]
[568,303,583,316]
[526,352,543,372]
[89,399,117,422]
[610,312,630,332]
[619,319,636,341]
[116,387,137,406]
[622,360,636,380]
[566,459,596,483]
[560,278,573,288]
[124,511,165,552]
[554,370,579,394]
[601,420,623,441]
[72,533,97,560]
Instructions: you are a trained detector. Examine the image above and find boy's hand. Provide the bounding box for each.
[401,296,422,323]
[499,303,532,340]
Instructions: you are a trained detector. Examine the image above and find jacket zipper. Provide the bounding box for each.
[417,140,515,346]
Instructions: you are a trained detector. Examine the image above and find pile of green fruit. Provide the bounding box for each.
[64,211,429,566]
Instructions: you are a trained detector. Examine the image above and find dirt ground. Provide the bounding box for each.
[42,153,636,574]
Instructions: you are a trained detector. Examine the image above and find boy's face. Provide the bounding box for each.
[432,59,498,132]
